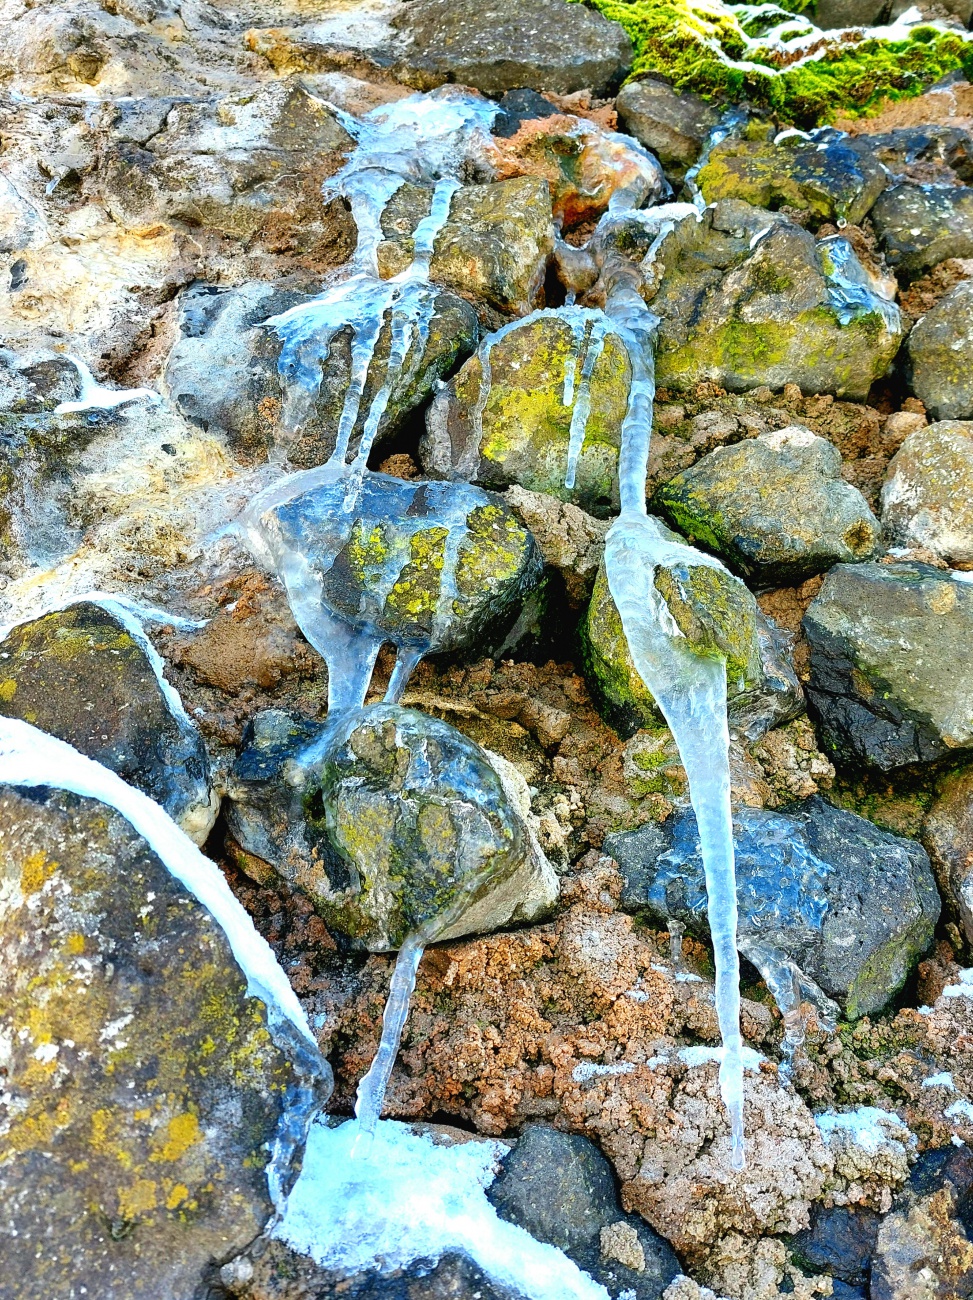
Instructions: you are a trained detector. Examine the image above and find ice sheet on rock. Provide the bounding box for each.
[276,1118,611,1300]
[53,355,161,414]
[817,236,901,333]
[677,1045,766,1071]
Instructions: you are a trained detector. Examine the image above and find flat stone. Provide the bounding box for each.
[871,183,973,278]
[803,561,973,770]
[905,281,973,421]
[391,0,632,97]
[881,419,973,563]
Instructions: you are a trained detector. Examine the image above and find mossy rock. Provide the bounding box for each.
[904,283,973,422]
[0,784,327,1300]
[421,312,633,517]
[0,602,215,841]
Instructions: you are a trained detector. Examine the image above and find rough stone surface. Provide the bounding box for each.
[787,1204,881,1290]
[923,766,973,946]
[615,77,719,176]
[652,203,904,400]
[654,426,882,583]
[0,601,214,841]
[391,0,633,97]
[803,562,973,770]
[0,784,326,1300]
[871,1187,973,1300]
[871,183,973,277]
[488,1125,680,1299]
[608,796,940,1019]
[905,282,973,422]
[882,420,973,563]
[696,132,888,227]
[164,280,479,467]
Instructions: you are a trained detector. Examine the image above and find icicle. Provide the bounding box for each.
[354,935,425,1148]
[564,318,609,491]
[54,355,160,415]
[669,918,686,971]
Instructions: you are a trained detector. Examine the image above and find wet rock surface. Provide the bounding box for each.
[871,183,973,277]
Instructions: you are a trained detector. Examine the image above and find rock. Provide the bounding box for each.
[227,704,558,951]
[905,282,973,421]
[250,474,542,661]
[812,0,888,27]
[844,125,973,187]
[504,485,609,605]
[653,425,882,583]
[487,1125,680,1300]
[696,131,888,226]
[0,783,326,1300]
[653,204,904,400]
[787,1205,882,1290]
[803,561,973,770]
[923,766,973,946]
[615,77,719,178]
[881,420,973,563]
[490,87,562,138]
[100,79,356,253]
[420,311,633,516]
[608,796,940,1019]
[871,1187,973,1300]
[376,176,555,321]
[871,183,973,278]
[164,280,479,466]
[0,601,215,842]
[391,0,632,97]
[582,519,801,740]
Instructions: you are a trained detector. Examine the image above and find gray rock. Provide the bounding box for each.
[812,0,888,27]
[164,280,479,466]
[871,183,973,278]
[607,796,940,1020]
[787,1204,882,1288]
[654,425,882,583]
[803,561,973,770]
[906,281,973,421]
[0,783,328,1300]
[844,126,973,186]
[881,419,973,563]
[653,203,904,400]
[487,1125,680,1300]
[391,0,632,97]
[0,601,215,843]
[615,78,719,177]
[923,765,973,945]
[226,704,558,952]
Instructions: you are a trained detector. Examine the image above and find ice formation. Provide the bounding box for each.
[53,354,161,414]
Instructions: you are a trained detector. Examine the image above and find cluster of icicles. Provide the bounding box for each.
[227,90,749,1166]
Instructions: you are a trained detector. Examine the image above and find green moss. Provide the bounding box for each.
[574,0,973,126]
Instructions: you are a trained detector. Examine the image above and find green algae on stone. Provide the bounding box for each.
[0,784,324,1300]
[421,313,633,517]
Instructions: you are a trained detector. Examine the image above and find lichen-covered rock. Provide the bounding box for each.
[803,562,973,770]
[923,766,973,946]
[487,1125,680,1300]
[871,183,973,278]
[881,420,973,563]
[608,797,940,1019]
[905,282,973,422]
[696,130,888,226]
[615,77,719,177]
[0,601,215,842]
[582,520,800,739]
[870,1186,973,1300]
[654,426,881,583]
[421,311,632,516]
[391,0,633,96]
[376,177,555,321]
[0,783,326,1300]
[164,280,479,466]
[652,205,904,400]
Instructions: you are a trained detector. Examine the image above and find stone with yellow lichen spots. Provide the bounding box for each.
[0,784,327,1300]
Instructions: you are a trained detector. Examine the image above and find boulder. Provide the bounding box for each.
[608,797,939,1020]
[226,705,558,951]
[164,280,479,466]
[654,425,882,583]
[420,310,633,516]
[487,1125,680,1300]
[615,77,719,177]
[844,125,973,187]
[923,766,973,946]
[803,562,973,770]
[391,0,633,97]
[653,204,904,400]
[0,782,327,1300]
[0,601,215,842]
[696,130,887,226]
[881,420,973,563]
[376,176,555,321]
[905,281,973,421]
[871,183,973,278]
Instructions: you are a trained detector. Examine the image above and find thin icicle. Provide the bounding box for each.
[564,319,609,491]
[354,936,425,1145]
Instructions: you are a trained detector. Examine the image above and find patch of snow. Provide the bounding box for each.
[815,1106,913,1154]
[922,1072,956,1090]
[54,355,160,414]
[572,1061,637,1083]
